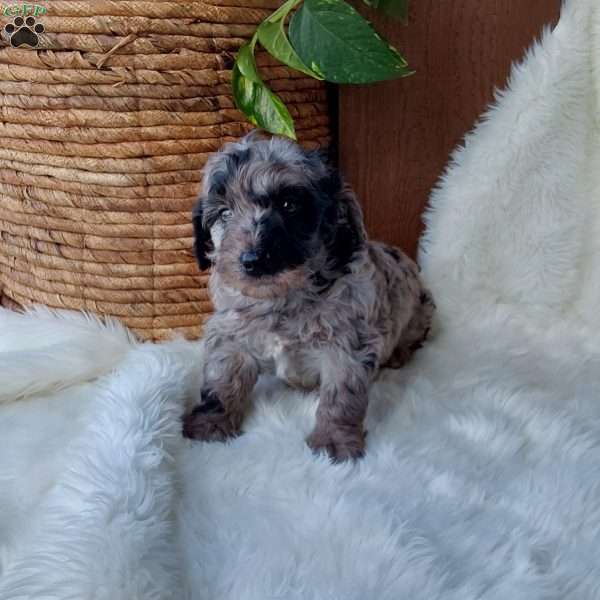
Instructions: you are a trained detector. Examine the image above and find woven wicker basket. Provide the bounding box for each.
[0,0,330,340]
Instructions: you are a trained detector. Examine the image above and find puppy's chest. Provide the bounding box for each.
[254,332,320,391]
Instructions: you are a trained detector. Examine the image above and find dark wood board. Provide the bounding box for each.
[338,0,562,257]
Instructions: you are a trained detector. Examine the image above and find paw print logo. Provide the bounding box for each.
[4,16,44,48]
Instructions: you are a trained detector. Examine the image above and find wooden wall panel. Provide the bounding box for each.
[338,0,561,257]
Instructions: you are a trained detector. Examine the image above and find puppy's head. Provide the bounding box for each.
[193,132,366,299]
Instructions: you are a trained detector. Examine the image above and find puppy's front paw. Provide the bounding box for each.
[182,389,242,442]
[306,425,366,462]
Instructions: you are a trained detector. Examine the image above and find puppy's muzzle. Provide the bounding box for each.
[240,250,260,275]
[240,250,270,277]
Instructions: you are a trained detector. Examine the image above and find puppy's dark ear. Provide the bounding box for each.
[192,199,213,271]
[321,168,367,272]
[307,144,337,168]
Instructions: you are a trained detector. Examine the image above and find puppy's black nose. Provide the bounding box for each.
[240,251,261,275]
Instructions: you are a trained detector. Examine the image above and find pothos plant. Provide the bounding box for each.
[232,0,411,139]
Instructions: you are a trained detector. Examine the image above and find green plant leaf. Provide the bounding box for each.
[258,19,324,80]
[362,0,408,20]
[257,0,323,80]
[235,40,261,82]
[232,63,296,139]
[289,0,412,84]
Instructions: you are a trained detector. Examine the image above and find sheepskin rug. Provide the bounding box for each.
[1,0,600,598]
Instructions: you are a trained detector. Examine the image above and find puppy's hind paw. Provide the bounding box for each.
[306,425,366,463]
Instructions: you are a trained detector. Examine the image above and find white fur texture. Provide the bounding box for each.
[0,307,135,404]
[2,0,600,597]
[419,0,600,334]
[0,314,202,599]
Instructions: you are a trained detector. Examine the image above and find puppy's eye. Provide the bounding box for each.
[219,208,232,221]
[282,199,298,213]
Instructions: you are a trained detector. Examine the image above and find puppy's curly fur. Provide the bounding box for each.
[183,132,435,461]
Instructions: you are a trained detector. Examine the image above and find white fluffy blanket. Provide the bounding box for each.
[2,1,600,598]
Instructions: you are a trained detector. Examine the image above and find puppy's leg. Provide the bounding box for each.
[183,340,258,442]
[385,288,435,369]
[307,349,374,462]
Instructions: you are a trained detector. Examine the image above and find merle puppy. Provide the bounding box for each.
[183,132,434,461]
